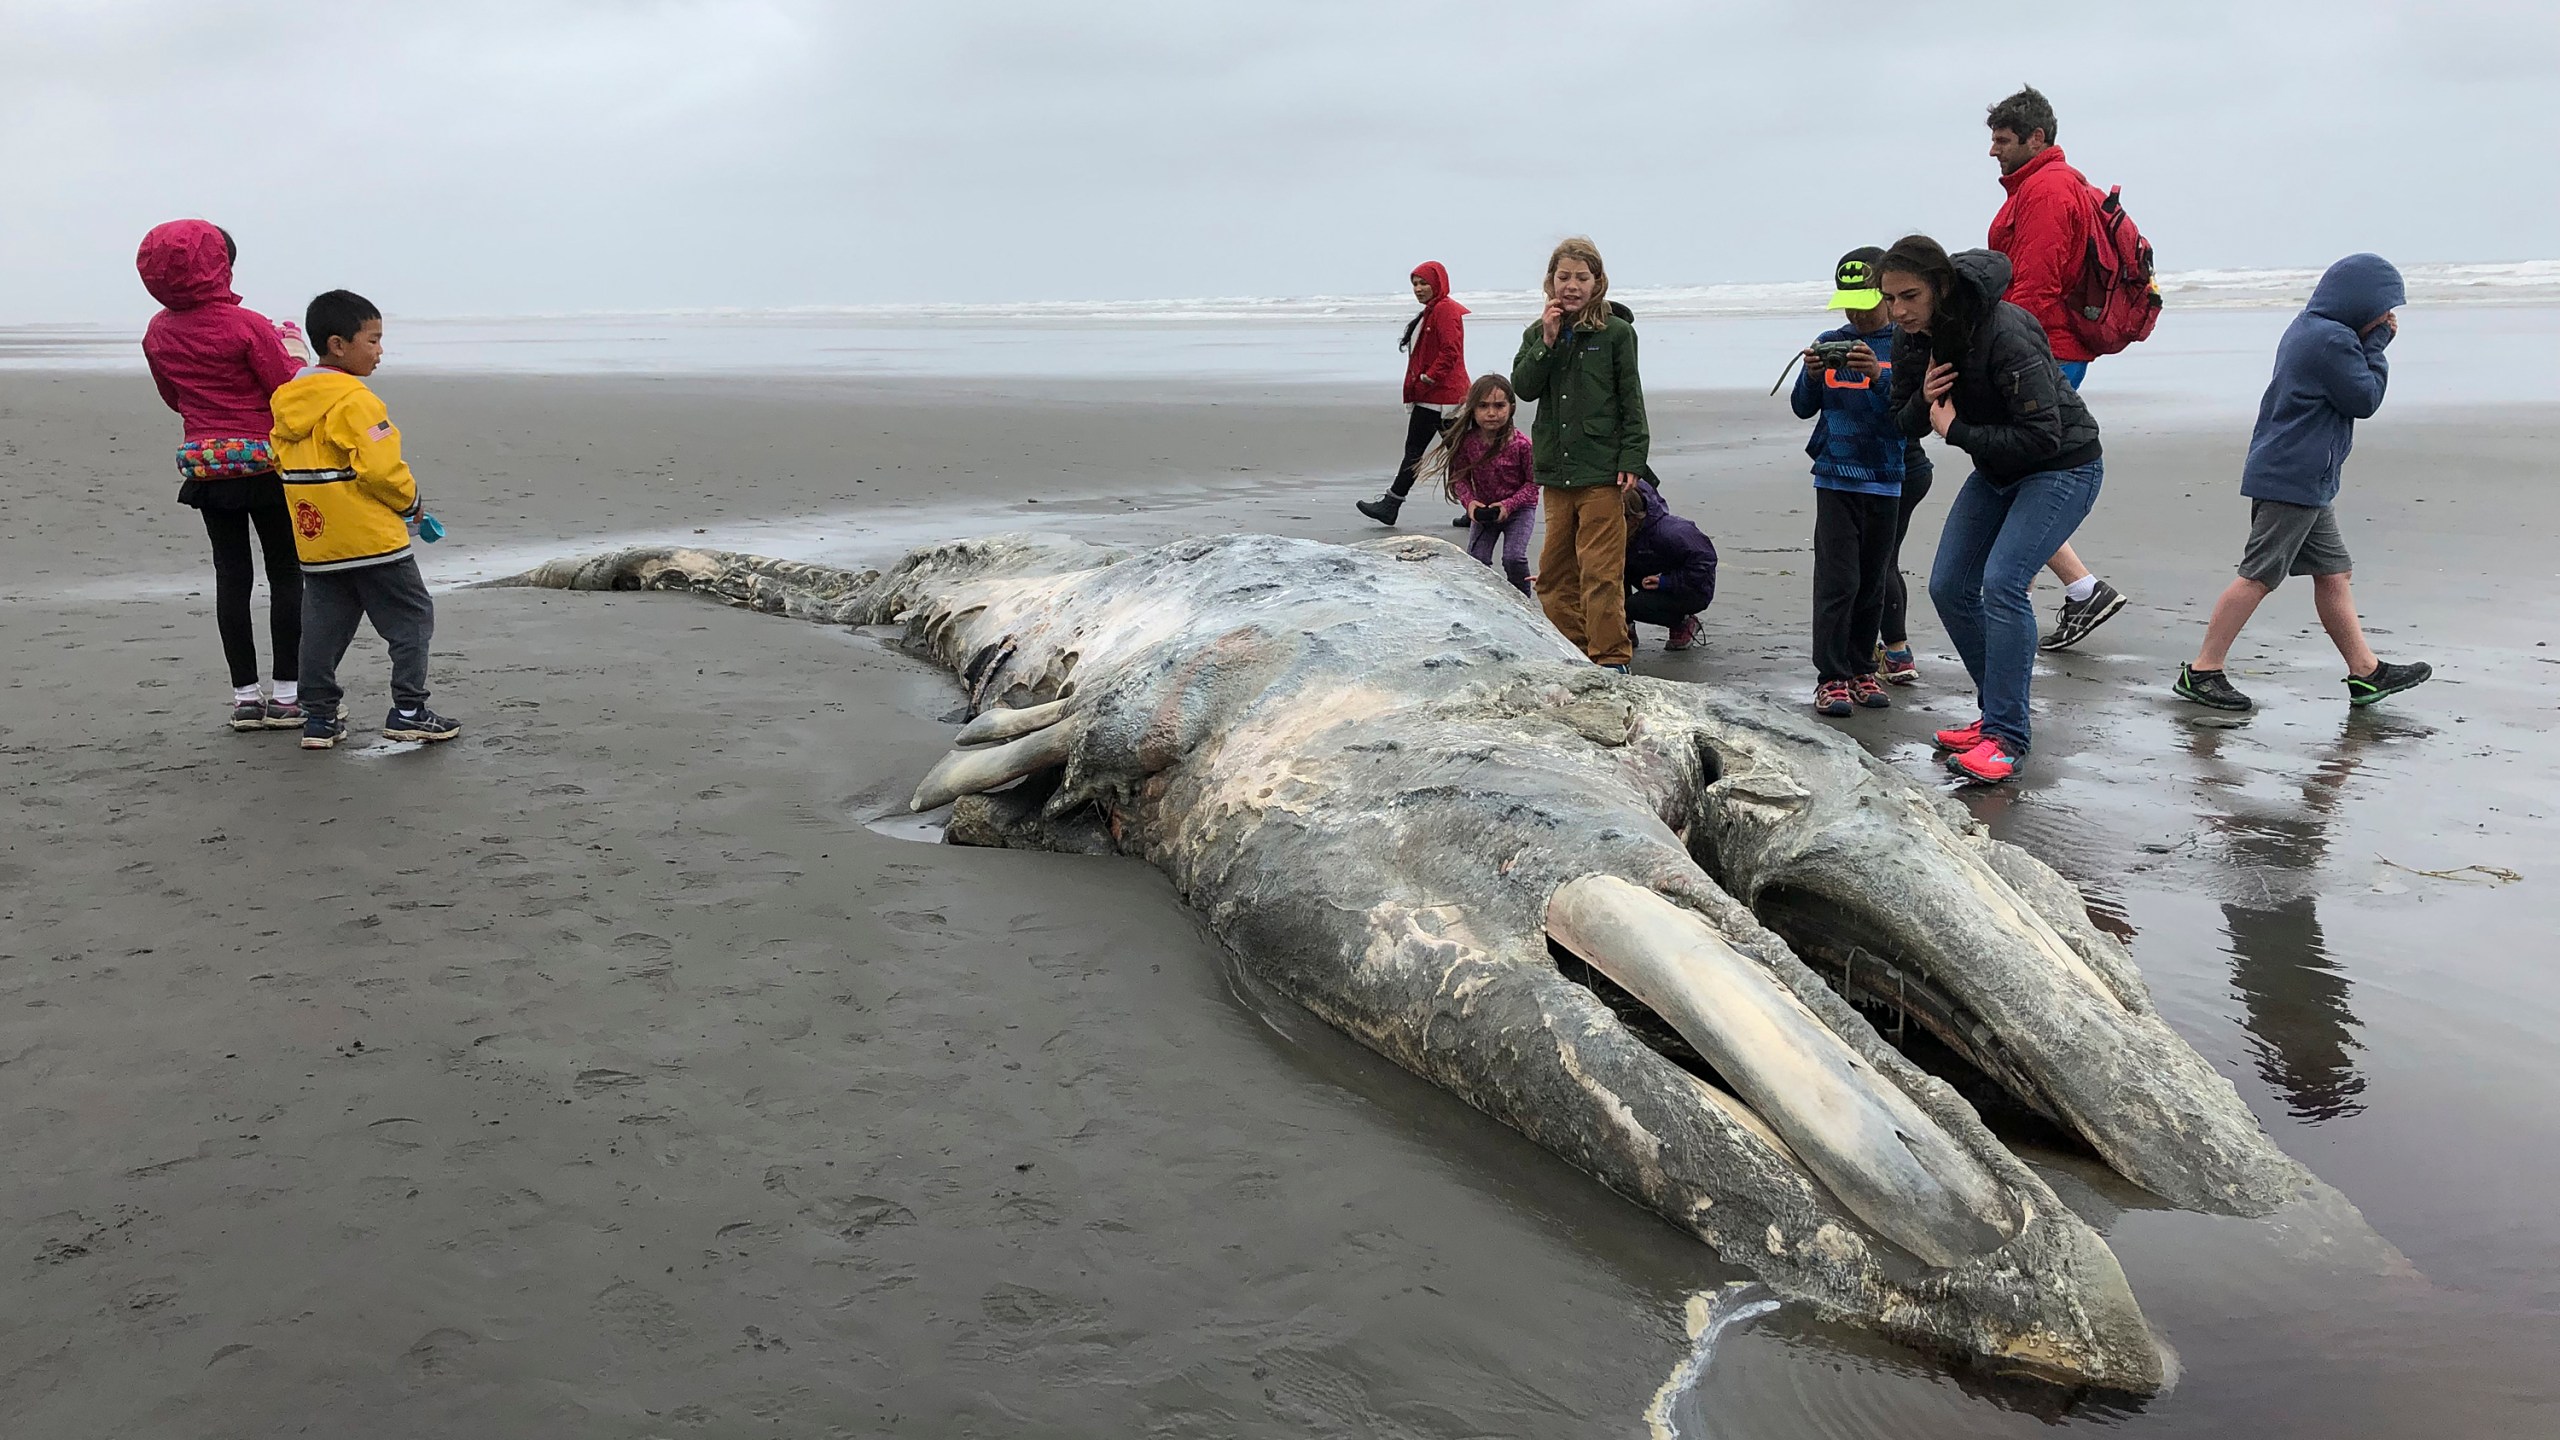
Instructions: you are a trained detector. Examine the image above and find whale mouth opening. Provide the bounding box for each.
[1748,885,2077,1146]
[1547,935,1737,1090]
[1541,876,2020,1268]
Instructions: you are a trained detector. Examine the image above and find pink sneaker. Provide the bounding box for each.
[1666,615,1699,651]
[1814,680,1854,717]
[1945,736,2020,784]
[1933,718,1985,751]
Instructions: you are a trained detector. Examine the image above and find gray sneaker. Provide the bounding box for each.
[2174,663,2253,711]
[2041,579,2127,651]
[382,706,462,743]
[2345,659,2431,707]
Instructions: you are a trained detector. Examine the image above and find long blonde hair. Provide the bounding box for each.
[1545,236,1613,332]
[1424,373,1519,505]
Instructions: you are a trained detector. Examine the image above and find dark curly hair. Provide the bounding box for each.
[1985,85,2056,144]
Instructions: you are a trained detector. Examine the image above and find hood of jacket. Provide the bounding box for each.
[270,366,366,444]
[2306,253,2404,328]
[1951,248,2014,315]
[1628,476,1669,532]
[137,219,239,311]
[1626,476,1667,534]
[1411,261,1467,316]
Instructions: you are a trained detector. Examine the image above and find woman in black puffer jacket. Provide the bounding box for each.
[1879,234,2103,784]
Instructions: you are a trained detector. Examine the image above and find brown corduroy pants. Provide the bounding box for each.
[1535,482,1631,668]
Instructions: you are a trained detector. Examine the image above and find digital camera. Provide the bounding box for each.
[1806,339,1865,371]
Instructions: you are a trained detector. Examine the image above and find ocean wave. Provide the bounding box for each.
[430,259,2557,327]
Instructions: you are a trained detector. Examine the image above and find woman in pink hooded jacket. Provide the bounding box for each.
[138,219,307,731]
[1355,261,1469,526]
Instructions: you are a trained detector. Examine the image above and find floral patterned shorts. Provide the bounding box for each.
[175,437,276,478]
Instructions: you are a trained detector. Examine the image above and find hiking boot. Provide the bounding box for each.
[2040,579,2127,651]
[228,698,268,732]
[1355,493,1403,525]
[1666,615,1699,651]
[1814,680,1854,717]
[1933,718,1985,750]
[262,699,306,729]
[1877,645,1919,685]
[383,706,463,743]
[2173,664,2253,711]
[2345,659,2432,707]
[1851,674,1891,709]
[1946,735,2022,784]
[300,712,347,750]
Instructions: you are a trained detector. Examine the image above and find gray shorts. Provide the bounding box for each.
[2237,499,2351,588]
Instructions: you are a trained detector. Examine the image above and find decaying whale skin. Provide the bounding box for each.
[499,531,2347,1392]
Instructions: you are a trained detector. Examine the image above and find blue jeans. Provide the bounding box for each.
[2059,360,2089,388]
[1927,460,2103,750]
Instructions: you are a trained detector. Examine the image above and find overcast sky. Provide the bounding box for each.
[5,0,2555,323]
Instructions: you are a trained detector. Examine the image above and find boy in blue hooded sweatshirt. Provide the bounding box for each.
[2174,254,2431,711]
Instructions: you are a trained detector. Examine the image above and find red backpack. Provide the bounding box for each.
[2067,184,2162,355]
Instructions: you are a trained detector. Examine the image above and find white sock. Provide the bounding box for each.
[233,684,261,704]
[398,708,419,718]
[2063,575,2099,603]
[272,681,298,706]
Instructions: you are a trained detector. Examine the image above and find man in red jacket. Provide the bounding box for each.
[1985,85,2128,651]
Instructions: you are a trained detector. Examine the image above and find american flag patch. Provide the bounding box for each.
[367,420,394,440]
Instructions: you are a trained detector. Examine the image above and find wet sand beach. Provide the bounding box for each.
[3,371,2556,1436]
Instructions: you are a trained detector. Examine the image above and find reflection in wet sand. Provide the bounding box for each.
[2222,896,2365,1121]
[2182,713,2432,1125]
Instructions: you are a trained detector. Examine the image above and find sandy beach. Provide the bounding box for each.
[5,370,2557,1437]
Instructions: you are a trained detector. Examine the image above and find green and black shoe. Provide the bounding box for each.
[2346,659,2432,707]
[2174,663,2253,711]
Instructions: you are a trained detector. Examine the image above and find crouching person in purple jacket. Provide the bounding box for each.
[1622,476,1717,651]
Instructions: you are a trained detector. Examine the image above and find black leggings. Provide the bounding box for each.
[1385,404,1446,498]
[1880,466,1935,647]
[202,501,303,688]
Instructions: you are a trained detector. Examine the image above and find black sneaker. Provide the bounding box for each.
[2040,579,2128,651]
[229,698,268,732]
[383,706,462,742]
[1354,494,1403,525]
[262,699,307,730]
[2174,664,2253,711]
[1450,513,1471,528]
[300,712,347,750]
[2345,659,2431,707]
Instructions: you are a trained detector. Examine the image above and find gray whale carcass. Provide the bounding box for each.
[499,530,2337,1393]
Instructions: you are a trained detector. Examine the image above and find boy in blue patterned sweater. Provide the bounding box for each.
[1791,247,1925,715]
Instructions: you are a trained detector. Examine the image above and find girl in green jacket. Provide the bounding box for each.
[1512,237,1649,671]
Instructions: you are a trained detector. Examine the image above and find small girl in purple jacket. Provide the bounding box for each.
[1426,375,1539,594]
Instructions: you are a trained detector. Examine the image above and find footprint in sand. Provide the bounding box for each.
[593,1280,691,1350]
[573,1068,644,1098]
[401,1326,479,1382]
[762,1165,915,1237]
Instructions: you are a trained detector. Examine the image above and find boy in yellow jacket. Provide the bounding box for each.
[269,290,460,749]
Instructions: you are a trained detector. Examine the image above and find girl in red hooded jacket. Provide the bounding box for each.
[1355,262,1469,526]
[138,219,308,732]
